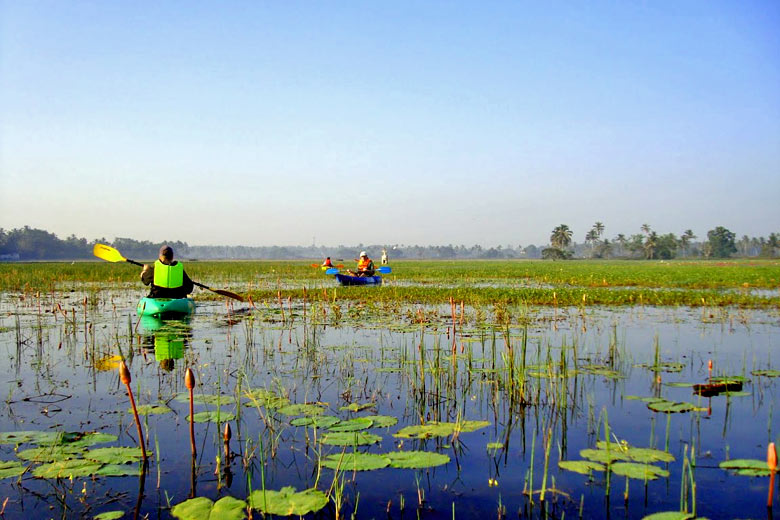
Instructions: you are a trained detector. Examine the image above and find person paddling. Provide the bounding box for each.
[141,245,194,299]
[348,251,375,277]
[322,257,334,267]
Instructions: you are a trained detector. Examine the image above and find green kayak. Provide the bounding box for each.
[137,297,195,318]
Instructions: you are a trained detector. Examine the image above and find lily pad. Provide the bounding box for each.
[456,420,490,433]
[86,447,144,464]
[718,459,771,476]
[66,433,119,448]
[248,487,328,516]
[339,402,375,412]
[290,416,340,428]
[33,459,103,479]
[17,445,85,462]
[171,495,247,520]
[277,404,326,417]
[321,432,381,446]
[321,453,390,471]
[176,393,236,406]
[243,389,290,409]
[328,418,374,432]
[595,443,675,463]
[94,512,126,520]
[188,411,236,423]
[0,430,63,445]
[641,513,694,520]
[385,451,451,469]
[558,460,606,474]
[94,464,142,477]
[580,448,628,464]
[610,462,669,480]
[647,400,697,413]
[394,422,455,439]
[0,460,27,479]
[752,369,780,377]
[362,415,398,428]
[131,404,173,415]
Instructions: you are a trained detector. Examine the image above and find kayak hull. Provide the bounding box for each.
[335,274,382,286]
[137,297,195,318]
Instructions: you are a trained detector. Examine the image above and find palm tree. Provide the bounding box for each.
[550,225,573,250]
[641,223,652,235]
[644,231,658,259]
[585,229,598,257]
[615,234,627,257]
[593,222,605,238]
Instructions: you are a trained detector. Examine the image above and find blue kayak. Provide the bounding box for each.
[137,297,195,318]
[335,274,382,286]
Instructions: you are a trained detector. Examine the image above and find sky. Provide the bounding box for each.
[1,1,778,248]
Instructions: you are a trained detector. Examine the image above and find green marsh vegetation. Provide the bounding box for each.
[0,258,777,518]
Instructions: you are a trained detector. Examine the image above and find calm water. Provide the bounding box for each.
[0,290,777,519]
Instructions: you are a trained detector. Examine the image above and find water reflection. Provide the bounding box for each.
[139,315,192,371]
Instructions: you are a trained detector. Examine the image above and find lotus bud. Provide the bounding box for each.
[224,423,232,442]
[185,368,195,390]
[119,361,131,385]
[769,442,777,471]
[708,360,712,372]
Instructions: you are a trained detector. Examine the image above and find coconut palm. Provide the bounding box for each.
[644,232,659,259]
[593,222,605,238]
[614,234,627,257]
[641,223,652,235]
[550,225,573,250]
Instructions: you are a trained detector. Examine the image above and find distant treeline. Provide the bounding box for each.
[0,225,777,261]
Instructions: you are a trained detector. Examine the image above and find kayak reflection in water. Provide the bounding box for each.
[348,251,375,277]
[141,245,194,298]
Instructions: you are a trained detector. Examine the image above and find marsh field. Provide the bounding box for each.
[0,259,778,519]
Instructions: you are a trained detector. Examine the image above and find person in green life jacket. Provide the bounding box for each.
[141,245,194,299]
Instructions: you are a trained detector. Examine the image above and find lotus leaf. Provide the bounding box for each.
[321,452,390,471]
[86,447,144,464]
[33,459,103,479]
[188,411,236,423]
[66,433,119,448]
[276,404,326,416]
[328,418,374,432]
[171,495,247,520]
[321,432,381,446]
[131,404,173,415]
[290,416,340,428]
[0,461,27,479]
[385,451,450,469]
[248,487,328,516]
[362,415,398,428]
[610,462,669,480]
[17,445,85,462]
[718,459,771,477]
[242,390,290,409]
[558,460,605,474]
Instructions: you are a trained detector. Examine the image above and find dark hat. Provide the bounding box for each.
[159,245,173,258]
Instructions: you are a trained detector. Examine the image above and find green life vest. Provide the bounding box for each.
[153,260,184,288]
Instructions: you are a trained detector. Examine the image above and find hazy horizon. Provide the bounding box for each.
[2,2,778,247]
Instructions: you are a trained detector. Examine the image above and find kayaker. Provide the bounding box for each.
[141,245,194,299]
[322,257,334,267]
[349,251,375,277]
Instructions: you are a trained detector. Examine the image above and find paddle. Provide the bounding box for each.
[325,266,391,275]
[93,244,245,302]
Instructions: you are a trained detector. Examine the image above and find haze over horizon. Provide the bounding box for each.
[2,2,778,248]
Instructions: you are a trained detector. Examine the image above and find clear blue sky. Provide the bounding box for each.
[2,1,778,247]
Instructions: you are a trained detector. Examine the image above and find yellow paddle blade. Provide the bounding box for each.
[93,243,126,263]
